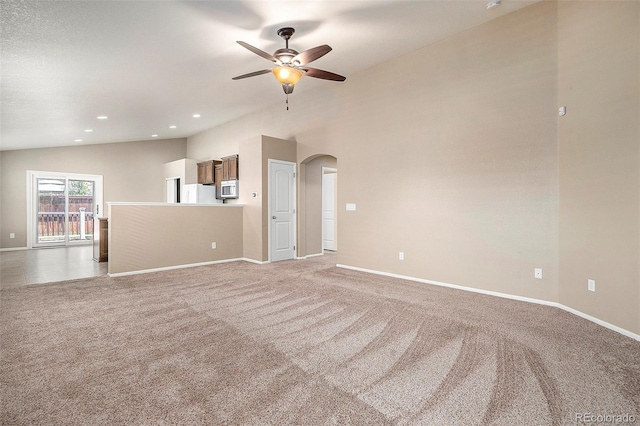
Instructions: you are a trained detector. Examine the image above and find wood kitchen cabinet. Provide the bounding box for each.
[221,155,239,180]
[214,164,223,199]
[93,218,108,262]
[197,160,221,185]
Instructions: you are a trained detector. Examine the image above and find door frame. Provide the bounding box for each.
[322,167,338,251]
[26,170,104,249]
[267,159,297,263]
[165,176,181,203]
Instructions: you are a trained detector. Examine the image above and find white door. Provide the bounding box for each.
[166,178,179,203]
[322,168,337,251]
[269,160,296,262]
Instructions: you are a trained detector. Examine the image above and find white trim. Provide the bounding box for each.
[0,247,28,252]
[106,202,243,207]
[296,252,324,260]
[165,176,180,204]
[241,257,270,265]
[336,263,640,342]
[560,305,640,342]
[108,257,269,277]
[321,167,338,252]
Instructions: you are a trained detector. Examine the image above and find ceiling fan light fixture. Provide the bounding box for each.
[273,66,303,85]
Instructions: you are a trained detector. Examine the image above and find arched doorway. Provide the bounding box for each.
[299,154,337,257]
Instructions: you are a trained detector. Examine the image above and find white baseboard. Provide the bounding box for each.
[559,304,639,341]
[0,247,28,252]
[336,263,640,342]
[108,258,246,277]
[296,252,324,260]
[241,257,270,265]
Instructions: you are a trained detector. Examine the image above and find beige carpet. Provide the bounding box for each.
[1,253,639,425]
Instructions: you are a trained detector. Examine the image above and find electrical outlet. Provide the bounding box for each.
[588,279,595,292]
[399,252,404,261]
[211,242,217,249]
[9,233,15,239]
[534,268,543,279]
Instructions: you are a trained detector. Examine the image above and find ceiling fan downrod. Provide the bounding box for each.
[277,27,295,50]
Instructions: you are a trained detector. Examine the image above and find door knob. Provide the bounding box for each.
[272,216,276,219]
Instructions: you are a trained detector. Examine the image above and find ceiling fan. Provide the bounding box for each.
[232,27,346,108]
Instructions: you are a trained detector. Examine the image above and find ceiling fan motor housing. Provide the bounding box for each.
[274,48,298,65]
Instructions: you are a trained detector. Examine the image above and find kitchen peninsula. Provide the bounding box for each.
[107,202,243,276]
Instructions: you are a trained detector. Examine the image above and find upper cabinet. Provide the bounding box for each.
[197,155,238,187]
[197,160,221,185]
[214,164,223,198]
[221,155,239,181]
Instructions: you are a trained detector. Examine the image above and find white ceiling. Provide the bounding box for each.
[0,0,538,151]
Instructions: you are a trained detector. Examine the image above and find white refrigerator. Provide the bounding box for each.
[182,184,221,204]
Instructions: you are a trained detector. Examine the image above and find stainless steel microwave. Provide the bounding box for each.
[220,180,238,199]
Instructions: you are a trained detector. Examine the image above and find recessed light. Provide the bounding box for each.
[151,134,158,138]
[84,129,93,133]
[96,115,108,120]
[74,139,83,142]
[192,113,201,118]
[169,125,177,129]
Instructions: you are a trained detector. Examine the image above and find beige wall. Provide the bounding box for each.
[187,127,242,162]
[108,204,242,274]
[235,135,296,262]
[0,138,187,248]
[558,1,640,333]
[340,2,558,302]
[239,136,263,261]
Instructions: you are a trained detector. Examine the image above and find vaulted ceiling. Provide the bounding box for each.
[0,0,537,151]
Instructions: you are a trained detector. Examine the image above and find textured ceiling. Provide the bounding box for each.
[0,0,538,151]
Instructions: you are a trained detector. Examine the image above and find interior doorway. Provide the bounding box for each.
[27,171,104,248]
[166,177,180,203]
[322,167,337,251]
[300,154,338,258]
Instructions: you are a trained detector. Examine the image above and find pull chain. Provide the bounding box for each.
[286,93,289,111]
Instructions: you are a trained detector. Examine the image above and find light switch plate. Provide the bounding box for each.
[346,203,356,211]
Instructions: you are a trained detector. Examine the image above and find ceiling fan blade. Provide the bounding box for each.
[236,41,278,63]
[232,69,272,80]
[301,67,346,82]
[292,45,331,65]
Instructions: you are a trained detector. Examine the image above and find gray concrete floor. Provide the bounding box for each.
[0,246,107,289]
